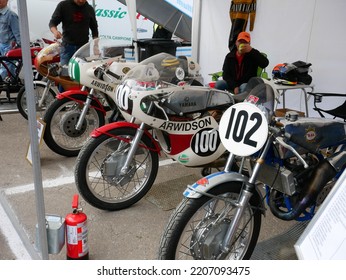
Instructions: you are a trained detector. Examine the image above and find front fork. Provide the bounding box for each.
[37,80,54,108]
[120,103,155,175]
[75,86,93,130]
[218,138,272,258]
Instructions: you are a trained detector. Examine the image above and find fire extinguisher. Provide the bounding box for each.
[65,194,89,260]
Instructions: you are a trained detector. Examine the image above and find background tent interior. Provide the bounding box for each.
[115,0,345,116]
[194,0,346,115]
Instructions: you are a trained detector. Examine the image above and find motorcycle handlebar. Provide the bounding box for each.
[94,65,121,81]
[105,69,121,80]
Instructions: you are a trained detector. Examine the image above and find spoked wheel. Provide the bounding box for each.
[16,81,57,119]
[74,127,159,211]
[158,183,262,260]
[43,94,105,157]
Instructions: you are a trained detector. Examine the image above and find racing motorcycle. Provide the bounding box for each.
[16,40,79,120]
[41,39,137,157]
[158,77,346,260]
[74,52,238,211]
[0,41,42,103]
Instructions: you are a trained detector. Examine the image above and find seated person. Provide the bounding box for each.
[216,31,269,94]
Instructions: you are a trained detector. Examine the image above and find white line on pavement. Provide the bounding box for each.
[0,158,176,259]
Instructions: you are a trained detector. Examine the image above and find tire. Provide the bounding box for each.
[43,94,105,157]
[16,81,57,120]
[158,183,262,260]
[74,127,159,210]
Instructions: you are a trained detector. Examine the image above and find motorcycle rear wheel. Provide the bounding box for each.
[43,94,105,157]
[74,127,159,210]
[16,82,57,119]
[158,183,262,260]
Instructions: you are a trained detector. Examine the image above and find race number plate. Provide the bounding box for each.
[219,102,268,156]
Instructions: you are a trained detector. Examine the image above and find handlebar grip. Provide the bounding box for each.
[285,132,319,154]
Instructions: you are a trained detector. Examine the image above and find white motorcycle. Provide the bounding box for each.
[42,39,137,157]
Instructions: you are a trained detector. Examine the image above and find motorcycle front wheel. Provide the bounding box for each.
[74,127,159,210]
[43,94,105,157]
[16,82,57,120]
[158,183,262,260]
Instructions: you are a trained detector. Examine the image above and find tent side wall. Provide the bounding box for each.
[197,0,346,116]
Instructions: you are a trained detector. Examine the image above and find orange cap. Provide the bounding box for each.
[237,32,251,43]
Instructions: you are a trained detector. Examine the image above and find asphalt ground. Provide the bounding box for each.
[0,101,301,260]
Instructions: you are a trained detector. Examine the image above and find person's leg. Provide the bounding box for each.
[59,44,77,92]
[239,83,247,93]
[0,43,13,80]
[215,80,229,90]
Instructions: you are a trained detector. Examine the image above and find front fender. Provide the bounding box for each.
[184,171,249,198]
[56,89,88,99]
[56,91,106,115]
[91,121,161,153]
[183,171,265,214]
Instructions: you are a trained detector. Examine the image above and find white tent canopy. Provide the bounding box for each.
[118,0,192,41]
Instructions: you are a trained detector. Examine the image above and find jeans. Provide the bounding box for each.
[59,43,81,92]
[0,43,15,80]
[60,43,82,66]
[215,80,247,94]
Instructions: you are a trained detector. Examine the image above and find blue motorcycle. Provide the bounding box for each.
[158,77,346,260]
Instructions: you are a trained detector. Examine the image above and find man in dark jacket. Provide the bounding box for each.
[49,0,98,67]
[216,31,268,94]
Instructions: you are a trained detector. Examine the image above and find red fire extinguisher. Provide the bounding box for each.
[65,194,89,260]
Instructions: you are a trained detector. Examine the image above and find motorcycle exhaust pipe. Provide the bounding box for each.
[269,158,337,221]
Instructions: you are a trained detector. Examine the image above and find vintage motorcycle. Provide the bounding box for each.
[158,77,346,260]
[74,52,238,211]
[41,39,137,157]
[16,41,79,119]
[0,42,42,103]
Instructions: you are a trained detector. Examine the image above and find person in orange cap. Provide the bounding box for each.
[216,31,268,94]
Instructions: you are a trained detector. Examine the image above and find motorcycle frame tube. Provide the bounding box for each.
[90,121,161,154]
[56,89,107,116]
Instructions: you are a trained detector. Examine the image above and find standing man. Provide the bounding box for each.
[0,0,21,81]
[49,0,98,69]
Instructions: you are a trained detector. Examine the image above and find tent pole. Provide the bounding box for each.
[192,0,201,62]
[17,0,49,260]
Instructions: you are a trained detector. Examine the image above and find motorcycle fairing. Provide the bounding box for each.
[56,90,107,116]
[127,86,229,134]
[154,127,226,166]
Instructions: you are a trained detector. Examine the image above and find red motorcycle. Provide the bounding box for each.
[16,40,81,119]
[0,42,42,103]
